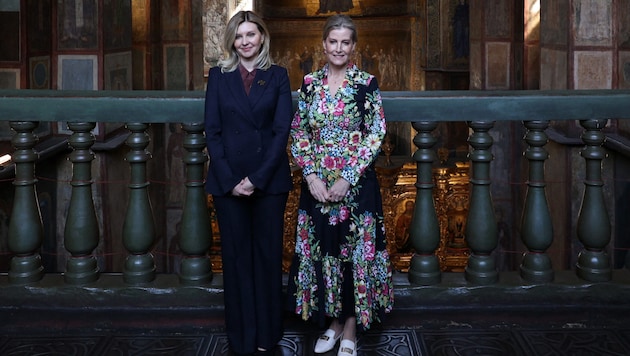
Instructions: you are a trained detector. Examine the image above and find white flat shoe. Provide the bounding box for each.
[314,328,342,353]
[337,339,356,356]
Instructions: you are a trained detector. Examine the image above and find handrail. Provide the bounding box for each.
[1,89,630,123]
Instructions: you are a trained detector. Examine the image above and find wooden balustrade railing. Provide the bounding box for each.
[1,89,630,289]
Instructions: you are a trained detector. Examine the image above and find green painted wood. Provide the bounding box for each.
[576,119,612,282]
[7,121,44,284]
[408,121,441,285]
[64,122,100,284]
[122,123,156,285]
[3,90,630,287]
[2,90,630,123]
[464,121,498,285]
[178,123,213,285]
[520,121,554,283]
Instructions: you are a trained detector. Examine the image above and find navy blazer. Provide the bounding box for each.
[204,65,293,196]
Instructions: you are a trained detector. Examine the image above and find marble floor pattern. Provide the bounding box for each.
[2,324,630,355]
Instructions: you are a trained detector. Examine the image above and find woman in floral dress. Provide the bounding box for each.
[287,14,394,356]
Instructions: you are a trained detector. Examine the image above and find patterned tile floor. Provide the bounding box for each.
[2,324,630,355]
[3,272,630,355]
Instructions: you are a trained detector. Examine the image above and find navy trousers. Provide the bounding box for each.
[213,192,288,354]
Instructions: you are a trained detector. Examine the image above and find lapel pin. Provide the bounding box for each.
[257,80,266,86]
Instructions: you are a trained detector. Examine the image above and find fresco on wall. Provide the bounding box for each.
[574,0,612,46]
[58,0,98,49]
[26,0,52,53]
[202,0,227,72]
[315,0,354,14]
[0,11,19,61]
[162,0,190,41]
[273,42,409,91]
[103,0,132,50]
[268,19,410,92]
[261,0,407,17]
[541,0,569,46]
[164,45,189,90]
[104,52,132,90]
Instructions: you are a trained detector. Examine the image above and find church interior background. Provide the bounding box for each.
[1,0,630,276]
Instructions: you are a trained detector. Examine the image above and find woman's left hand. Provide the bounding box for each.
[327,178,350,203]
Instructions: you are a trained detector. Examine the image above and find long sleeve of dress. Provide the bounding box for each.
[339,76,386,185]
[290,81,318,178]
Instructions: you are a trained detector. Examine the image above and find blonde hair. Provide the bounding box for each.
[322,14,358,43]
[218,11,272,73]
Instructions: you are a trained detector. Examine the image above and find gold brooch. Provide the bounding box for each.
[257,80,265,86]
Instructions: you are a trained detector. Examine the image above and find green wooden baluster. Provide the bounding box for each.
[64,122,100,284]
[179,122,213,285]
[122,122,156,284]
[408,121,441,285]
[520,120,554,282]
[8,121,44,284]
[465,120,498,285]
[576,119,611,282]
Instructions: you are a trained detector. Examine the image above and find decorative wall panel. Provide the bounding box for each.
[104,52,132,90]
[57,54,98,90]
[57,0,99,50]
[29,56,50,89]
[164,45,189,90]
[574,51,612,89]
[0,69,19,89]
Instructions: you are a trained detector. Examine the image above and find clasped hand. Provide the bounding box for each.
[306,174,350,203]
[232,177,255,196]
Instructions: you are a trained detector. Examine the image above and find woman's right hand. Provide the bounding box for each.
[305,174,329,203]
[232,178,254,197]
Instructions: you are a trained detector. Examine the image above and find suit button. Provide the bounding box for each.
[257,147,262,153]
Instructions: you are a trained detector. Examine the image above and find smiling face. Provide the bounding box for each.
[323,27,356,70]
[234,21,264,65]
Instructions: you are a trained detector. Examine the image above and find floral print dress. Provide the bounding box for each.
[287,63,394,330]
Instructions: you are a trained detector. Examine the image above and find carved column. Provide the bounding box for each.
[64,122,100,284]
[8,121,44,284]
[178,122,213,285]
[408,121,441,285]
[520,120,553,282]
[123,122,156,284]
[576,119,611,282]
[464,120,498,285]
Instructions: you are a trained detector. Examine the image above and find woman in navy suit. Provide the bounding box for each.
[204,11,293,355]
